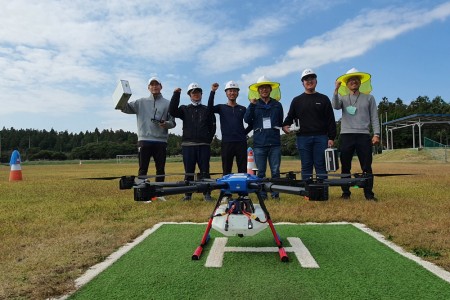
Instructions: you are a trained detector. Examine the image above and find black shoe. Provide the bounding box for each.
[181,195,191,201]
[204,194,214,202]
[365,196,378,201]
[341,194,351,200]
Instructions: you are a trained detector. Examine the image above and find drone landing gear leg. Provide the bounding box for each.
[192,191,226,260]
[256,192,289,262]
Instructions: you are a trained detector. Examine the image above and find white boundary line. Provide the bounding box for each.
[352,222,450,284]
[204,237,320,268]
[56,221,450,299]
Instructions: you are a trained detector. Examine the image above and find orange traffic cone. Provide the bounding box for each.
[9,150,23,181]
[247,147,257,175]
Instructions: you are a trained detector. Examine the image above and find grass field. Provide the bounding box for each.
[69,223,450,300]
[0,149,449,299]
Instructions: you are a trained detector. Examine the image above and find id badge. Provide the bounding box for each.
[346,106,357,115]
[263,117,272,129]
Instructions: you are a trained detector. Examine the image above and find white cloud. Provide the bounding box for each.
[241,3,450,85]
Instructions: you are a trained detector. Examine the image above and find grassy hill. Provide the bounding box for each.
[374,148,448,163]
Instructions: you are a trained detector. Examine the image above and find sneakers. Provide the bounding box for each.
[181,195,191,201]
[221,195,231,204]
[271,195,280,201]
[365,196,378,201]
[340,194,351,200]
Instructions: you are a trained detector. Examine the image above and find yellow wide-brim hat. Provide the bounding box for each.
[336,68,372,96]
[248,75,281,101]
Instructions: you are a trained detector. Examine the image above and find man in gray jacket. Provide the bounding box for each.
[333,68,380,201]
[121,76,176,182]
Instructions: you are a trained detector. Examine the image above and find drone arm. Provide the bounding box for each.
[145,182,229,197]
[326,178,366,187]
[261,183,308,196]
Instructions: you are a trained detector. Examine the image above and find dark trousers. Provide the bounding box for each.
[138,141,167,182]
[182,145,211,196]
[339,134,374,198]
[221,141,247,175]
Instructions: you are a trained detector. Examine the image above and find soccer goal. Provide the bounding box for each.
[116,154,138,164]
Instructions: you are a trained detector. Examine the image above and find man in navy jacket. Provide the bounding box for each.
[244,76,283,200]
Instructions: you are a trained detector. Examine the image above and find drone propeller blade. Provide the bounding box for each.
[296,172,417,178]
[81,176,123,180]
[371,173,417,177]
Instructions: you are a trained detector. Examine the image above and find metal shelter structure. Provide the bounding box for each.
[382,113,450,149]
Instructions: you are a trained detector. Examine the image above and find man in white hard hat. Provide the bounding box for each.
[282,68,336,180]
[120,76,176,193]
[208,81,252,175]
[244,76,284,200]
[169,82,218,201]
[332,68,380,201]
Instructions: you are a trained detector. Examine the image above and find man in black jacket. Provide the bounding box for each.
[169,82,218,201]
[282,69,336,180]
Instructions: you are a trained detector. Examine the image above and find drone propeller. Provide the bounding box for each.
[283,171,417,179]
[82,172,224,181]
[81,174,165,180]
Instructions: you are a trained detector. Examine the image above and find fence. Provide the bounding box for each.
[423,137,448,162]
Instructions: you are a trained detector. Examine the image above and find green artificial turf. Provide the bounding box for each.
[70,224,450,300]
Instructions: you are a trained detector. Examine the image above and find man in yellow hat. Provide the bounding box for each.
[332,68,380,201]
[244,76,284,200]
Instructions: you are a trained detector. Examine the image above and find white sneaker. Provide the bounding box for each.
[156,196,167,202]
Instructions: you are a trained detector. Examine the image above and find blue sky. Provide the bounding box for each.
[1,0,449,137]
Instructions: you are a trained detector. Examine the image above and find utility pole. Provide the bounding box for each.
[379,113,383,150]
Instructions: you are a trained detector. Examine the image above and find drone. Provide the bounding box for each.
[118,172,372,262]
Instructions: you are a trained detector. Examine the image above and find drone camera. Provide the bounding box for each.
[119,176,135,189]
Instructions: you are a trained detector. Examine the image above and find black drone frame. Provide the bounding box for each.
[118,172,371,262]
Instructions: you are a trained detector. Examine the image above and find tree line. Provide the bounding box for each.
[0,95,448,162]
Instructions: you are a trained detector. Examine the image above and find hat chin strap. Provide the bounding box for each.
[191,99,202,106]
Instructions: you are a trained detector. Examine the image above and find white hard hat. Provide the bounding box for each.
[187,82,202,95]
[301,68,317,81]
[148,76,161,85]
[224,81,240,91]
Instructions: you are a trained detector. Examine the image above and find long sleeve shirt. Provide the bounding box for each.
[208,97,252,143]
[332,93,380,135]
[282,92,336,140]
[121,94,175,142]
[244,98,283,148]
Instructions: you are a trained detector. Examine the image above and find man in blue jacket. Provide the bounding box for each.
[244,76,284,200]
[208,81,252,175]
